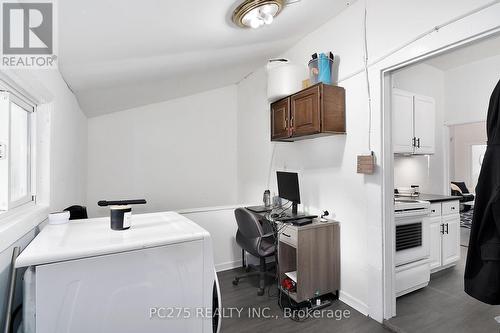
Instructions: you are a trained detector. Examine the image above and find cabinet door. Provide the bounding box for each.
[392,89,415,154]
[414,94,435,154]
[290,85,321,137]
[441,214,460,266]
[429,217,443,271]
[271,98,291,140]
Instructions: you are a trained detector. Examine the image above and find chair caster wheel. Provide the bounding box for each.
[257,288,265,296]
[232,278,239,286]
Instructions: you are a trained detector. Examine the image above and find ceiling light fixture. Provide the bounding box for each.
[232,0,285,29]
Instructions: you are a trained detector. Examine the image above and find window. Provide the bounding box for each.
[0,91,35,211]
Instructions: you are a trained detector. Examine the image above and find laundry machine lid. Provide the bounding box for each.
[16,211,210,267]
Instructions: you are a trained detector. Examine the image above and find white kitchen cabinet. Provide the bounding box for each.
[429,216,442,271]
[392,89,415,154]
[442,215,461,266]
[392,88,436,155]
[429,200,461,273]
[414,95,436,154]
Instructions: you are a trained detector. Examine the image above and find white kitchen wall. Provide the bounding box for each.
[392,63,447,194]
[87,85,238,217]
[445,53,500,125]
[236,0,498,321]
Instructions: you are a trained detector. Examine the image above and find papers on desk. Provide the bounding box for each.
[285,271,297,283]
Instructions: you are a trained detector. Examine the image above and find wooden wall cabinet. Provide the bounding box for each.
[270,83,346,141]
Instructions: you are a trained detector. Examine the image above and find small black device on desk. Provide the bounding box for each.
[246,205,272,213]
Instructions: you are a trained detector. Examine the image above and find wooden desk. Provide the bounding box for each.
[277,219,340,303]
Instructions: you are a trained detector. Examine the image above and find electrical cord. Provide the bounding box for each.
[363,0,372,152]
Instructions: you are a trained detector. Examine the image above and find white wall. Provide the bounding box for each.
[392,63,447,194]
[236,0,497,321]
[38,71,88,211]
[445,53,500,125]
[87,85,238,217]
[450,121,487,190]
[180,206,241,272]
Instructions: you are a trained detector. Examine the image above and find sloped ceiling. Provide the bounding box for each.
[58,0,354,117]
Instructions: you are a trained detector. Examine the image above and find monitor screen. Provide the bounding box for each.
[276,171,300,204]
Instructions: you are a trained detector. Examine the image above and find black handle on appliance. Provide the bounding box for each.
[412,137,416,147]
[445,223,449,234]
[440,224,444,235]
[98,199,147,207]
[417,138,421,148]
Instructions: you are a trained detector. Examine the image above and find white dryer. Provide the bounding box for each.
[16,211,221,333]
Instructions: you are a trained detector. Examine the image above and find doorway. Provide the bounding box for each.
[384,31,500,333]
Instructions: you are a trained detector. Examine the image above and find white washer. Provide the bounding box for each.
[16,211,220,333]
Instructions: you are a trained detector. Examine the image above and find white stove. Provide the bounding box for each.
[394,199,430,215]
[394,198,431,297]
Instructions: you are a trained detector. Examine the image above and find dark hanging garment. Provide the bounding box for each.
[464,79,500,304]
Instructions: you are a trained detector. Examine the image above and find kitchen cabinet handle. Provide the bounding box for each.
[417,138,421,148]
[440,224,444,234]
[282,233,291,238]
[445,223,449,234]
[412,137,416,147]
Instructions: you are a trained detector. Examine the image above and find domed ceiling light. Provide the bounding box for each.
[232,0,285,29]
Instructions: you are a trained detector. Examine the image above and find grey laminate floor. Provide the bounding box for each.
[387,246,500,333]
[217,267,390,333]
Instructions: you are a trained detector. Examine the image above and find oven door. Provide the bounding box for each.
[395,215,430,267]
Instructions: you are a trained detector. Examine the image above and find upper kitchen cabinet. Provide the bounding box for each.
[270,83,345,142]
[271,98,290,140]
[392,88,435,155]
[413,95,436,154]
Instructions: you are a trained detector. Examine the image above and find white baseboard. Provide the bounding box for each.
[215,260,242,272]
[339,290,369,316]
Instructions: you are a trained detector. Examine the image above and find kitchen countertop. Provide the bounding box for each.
[396,193,461,203]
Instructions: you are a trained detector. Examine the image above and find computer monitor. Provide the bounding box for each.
[276,171,300,215]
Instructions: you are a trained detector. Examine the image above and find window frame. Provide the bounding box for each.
[0,91,36,212]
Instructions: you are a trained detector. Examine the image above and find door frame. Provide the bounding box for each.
[378,4,500,320]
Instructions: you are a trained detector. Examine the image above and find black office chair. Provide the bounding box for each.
[451,182,475,212]
[63,205,88,220]
[232,208,276,296]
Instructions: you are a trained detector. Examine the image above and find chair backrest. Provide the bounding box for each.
[451,181,469,194]
[63,205,88,220]
[234,208,264,240]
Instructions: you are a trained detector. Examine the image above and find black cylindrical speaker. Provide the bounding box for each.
[110,205,132,230]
